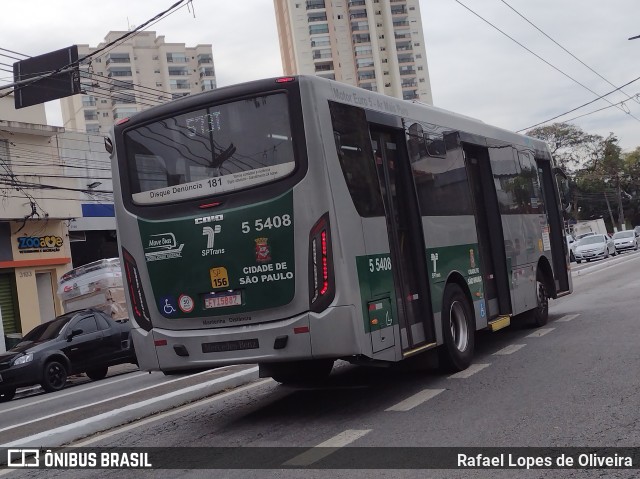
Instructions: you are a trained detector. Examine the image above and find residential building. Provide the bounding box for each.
[274,0,433,102]
[61,31,216,134]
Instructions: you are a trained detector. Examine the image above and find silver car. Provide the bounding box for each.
[612,230,639,253]
[574,234,616,263]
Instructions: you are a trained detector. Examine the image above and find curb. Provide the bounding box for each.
[3,366,259,449]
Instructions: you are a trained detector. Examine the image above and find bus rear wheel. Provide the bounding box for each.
[439,284,474,372]
[266,359,334,385]
[528,270,549,327]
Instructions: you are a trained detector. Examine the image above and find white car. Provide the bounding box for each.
[612,230,639,253]
[574,234,616,263]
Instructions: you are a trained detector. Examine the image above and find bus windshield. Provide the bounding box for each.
[124,93,296,205]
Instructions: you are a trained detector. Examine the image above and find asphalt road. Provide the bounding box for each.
[2,250,639,478]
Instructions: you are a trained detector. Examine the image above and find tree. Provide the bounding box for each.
[526,122,602,173]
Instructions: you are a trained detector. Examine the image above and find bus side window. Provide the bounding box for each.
[329,101,385,217]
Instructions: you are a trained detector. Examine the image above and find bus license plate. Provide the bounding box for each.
[203,291,241,309]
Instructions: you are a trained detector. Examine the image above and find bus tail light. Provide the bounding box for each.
[309,212,335,313]
[122,247,152,331]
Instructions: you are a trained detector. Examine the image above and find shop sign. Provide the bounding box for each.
[17,235,64,254]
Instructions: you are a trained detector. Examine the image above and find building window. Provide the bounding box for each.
[168,67,189,76]
[309,23,330,35]
[82,96,96,107]
[201,79,216,91]
[169,79,191,90]
[166,53,188,63]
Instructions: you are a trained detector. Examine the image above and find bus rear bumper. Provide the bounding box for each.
[131,305,359,373]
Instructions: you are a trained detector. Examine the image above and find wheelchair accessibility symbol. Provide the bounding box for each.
[160,296,177,316]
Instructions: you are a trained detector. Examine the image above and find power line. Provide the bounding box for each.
[499,0,640,106]
[453,0,640,124]
[517,79,640,132]
[0,0,185,98]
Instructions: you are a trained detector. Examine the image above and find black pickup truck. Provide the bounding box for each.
[0,308,137,402]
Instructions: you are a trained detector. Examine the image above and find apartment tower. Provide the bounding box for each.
[61,31,216,134]
[274,0,433,102]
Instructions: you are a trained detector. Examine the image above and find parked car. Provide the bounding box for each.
[612,230,639,253]
[573,234,616,263]
[566,234,576,262]
[0,309,136,402]
[575,231,597,241]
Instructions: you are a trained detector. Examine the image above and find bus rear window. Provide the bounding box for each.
[124,93,295,205]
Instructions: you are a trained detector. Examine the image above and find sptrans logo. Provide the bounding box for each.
[17,236,63,253]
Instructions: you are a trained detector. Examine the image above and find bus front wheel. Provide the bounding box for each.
[264,359,334,385]
[439,283,474,372]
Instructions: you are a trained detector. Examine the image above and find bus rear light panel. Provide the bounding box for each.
[122,247,152,331]
[309,213,335,313]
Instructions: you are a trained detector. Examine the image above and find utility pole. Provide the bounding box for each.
[616,175,625,231]
[604,192,616,232]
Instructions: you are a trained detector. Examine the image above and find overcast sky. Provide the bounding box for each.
[1,0,639,151]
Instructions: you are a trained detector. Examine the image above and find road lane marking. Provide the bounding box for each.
[448,363,490,379]
[556,314,579,322]
[283,429,371,466]
[0,371,148,415]
[526,328,555,338]
[493,344,526,355]
[0,366,259,447]
[0,367,239,434]
[385,389,445,412]
[71,378,272,447]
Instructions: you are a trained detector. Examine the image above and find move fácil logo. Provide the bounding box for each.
[144,232,184,262]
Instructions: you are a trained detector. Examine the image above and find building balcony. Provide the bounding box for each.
[311,40,331,47]
[398,56,415,64]
[200,68,215,77]
[348,0,366,7]
[111,97,136,106]
[359,82,378,92]
[166,55,188,63]
[306,0,325,10]
[391,7,408,15]
[105,57,130,65]
[107,71,132,78]
[350,12,367,19]
[315,62,334,72]
[353,34,371,44]
[109,80,135,91]
[168,69,190,76]
[308,14,327,22]
[358,72,376,81]
[197,56,213,65]
[393,21,409,27]
[313,52,333,60]
[399,69,416,76]
[401,81,417,88]
[309,26,330,35]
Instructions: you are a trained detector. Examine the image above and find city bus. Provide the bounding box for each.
[106,75,572,382]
